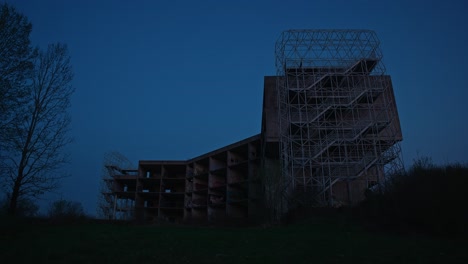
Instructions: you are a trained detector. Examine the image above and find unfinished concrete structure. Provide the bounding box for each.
[101,137,262,222]
[101,29,403,222]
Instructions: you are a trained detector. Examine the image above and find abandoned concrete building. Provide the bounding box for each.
[100,29,404,222]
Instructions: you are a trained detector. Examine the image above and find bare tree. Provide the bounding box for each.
[1,43,74,215]
[0,3,36,143]
[260,158,289,223]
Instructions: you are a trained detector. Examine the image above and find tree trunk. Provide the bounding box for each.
[8,178,22,215]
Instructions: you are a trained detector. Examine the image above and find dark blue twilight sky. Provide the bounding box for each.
[7,0,468,215]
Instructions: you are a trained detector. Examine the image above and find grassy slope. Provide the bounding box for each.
[0,216,466,264]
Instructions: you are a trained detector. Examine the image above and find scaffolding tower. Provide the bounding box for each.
[98,151,137,220]
[275,30,404,207]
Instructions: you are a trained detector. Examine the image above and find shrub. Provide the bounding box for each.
[48,199,85,222]
[0,195,38,217]
[359,157,468,236]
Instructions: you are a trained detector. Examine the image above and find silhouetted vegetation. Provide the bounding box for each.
[0,195,38,217]
[358,157,468,236]
[0,3,74,215]
[48,199,86,223]
[1,157,467,263]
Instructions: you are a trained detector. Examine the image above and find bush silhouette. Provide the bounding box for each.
[48,199,85,222]
[360,157,468,235]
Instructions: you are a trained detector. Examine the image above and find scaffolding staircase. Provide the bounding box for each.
[279,55,399,205]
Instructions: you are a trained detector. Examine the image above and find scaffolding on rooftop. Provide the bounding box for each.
[275,29,404,208]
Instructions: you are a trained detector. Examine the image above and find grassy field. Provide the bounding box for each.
[1,216,467,264]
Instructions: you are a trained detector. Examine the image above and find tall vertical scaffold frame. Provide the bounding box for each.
[275,29,404,207]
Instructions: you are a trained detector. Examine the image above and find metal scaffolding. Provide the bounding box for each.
[98,151,136,220]
[275,30,404,207]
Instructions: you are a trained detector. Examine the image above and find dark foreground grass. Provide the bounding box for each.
[0,216,467,264]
